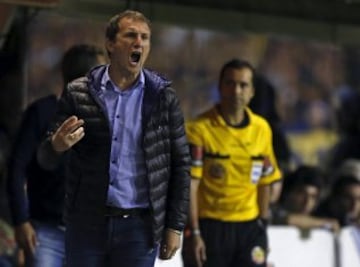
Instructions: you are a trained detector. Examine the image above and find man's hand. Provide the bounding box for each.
[15,222,37,255]
[192,234,207,267]
[159,228,181,260]
[51,116,85,153]
[320,218,341,233]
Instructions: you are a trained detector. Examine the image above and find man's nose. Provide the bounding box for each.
[134,35,143,46]
[235,84,244,94]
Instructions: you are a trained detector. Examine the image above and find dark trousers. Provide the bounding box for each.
[200,218,268,267]
[65,214,157,267]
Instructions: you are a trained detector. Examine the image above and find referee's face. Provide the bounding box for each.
[219,67,255,111]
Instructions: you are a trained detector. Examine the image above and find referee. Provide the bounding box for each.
[186,59,282,267]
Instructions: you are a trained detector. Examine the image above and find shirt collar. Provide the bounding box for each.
[213,105,251,128]
[101,65,145,92]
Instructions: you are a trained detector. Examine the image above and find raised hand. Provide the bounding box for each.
[51,116,85,153]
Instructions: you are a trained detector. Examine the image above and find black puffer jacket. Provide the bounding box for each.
[38,65,191,244]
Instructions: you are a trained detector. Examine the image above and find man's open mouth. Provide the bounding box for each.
[130,51,141,64]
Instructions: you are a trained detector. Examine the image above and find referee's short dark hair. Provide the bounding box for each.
[218,58,256,87]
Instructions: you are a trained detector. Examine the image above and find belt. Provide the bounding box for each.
[105,206,149,218]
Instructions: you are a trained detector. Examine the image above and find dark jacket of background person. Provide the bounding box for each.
[0,125,10,221]
[250,74,291,174]
[327,90,360,170]
[0,125,9,178]
[37,65,191,245]
[7,95,65,225]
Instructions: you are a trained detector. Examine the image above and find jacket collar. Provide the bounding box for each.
[86,65,172,127]
[86,65,171,94]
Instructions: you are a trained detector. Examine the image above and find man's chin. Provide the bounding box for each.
[129,63,142,72]
[230,103,246,110]
[124,64,141,75]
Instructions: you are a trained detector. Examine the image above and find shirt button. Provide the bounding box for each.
[112,160,116,164]
[116,115,120,119]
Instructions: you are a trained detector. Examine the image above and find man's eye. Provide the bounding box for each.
[226,81,236,87]
[141,34,149,40]
[240,82,248,88]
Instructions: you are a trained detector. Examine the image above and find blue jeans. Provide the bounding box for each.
[65,215,157,267]
[27,221,65,267]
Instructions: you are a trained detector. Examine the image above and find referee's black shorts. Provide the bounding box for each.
[200,218,268,267]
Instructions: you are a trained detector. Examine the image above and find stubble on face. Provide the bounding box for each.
[107,17,151,87]
[219,68,254,114]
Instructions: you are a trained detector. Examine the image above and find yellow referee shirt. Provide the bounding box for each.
[186,106,282,222]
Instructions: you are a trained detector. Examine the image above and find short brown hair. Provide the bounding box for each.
[105,10,151,41]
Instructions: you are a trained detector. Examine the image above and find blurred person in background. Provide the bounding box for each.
[250,74,291,174]
[0,126,15,267]
[0,218,18,267]
[286,99,338,168]
[250,74,292,205]
[186,59,282,267]
[7,44,105,267]
[37,10,190,267]
[337,158,360,181]
[0,124,9,180]
[0,124,10,221]
[315,174,360,227]
[326,90,360,172]
[271,165,339,232]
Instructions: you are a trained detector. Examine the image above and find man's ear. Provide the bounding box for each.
[105,39,113,54]
[250,86,255,99]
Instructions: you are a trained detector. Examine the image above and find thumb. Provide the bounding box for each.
[200,247,207,262]
[29,233,38,255]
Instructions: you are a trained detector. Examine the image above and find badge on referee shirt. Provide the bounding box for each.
[251,158,263,184]
[209,163,225,178]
